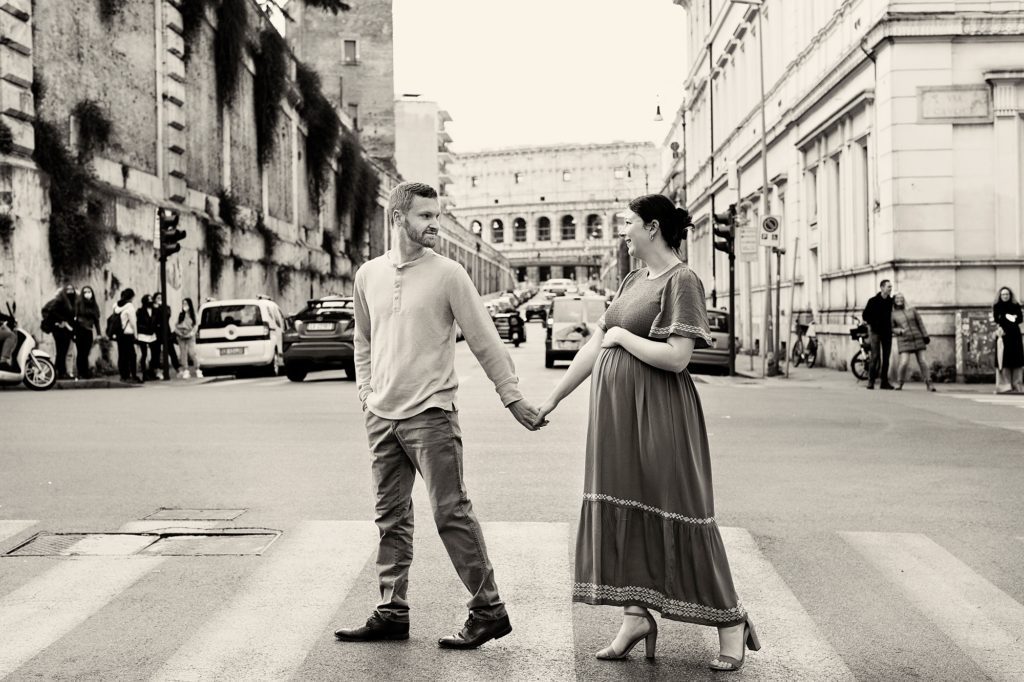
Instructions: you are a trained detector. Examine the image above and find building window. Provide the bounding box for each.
[860,140,871,265]
[344,40,358,65]
[514,172,522,184]
[539,265,551,282]
[806,167,817,226]
[586,214,603,239]
[347,103,359,130]
[562,266,575,279]
[562,170,572,182]
[471,176,478,188]
[537,216,550,241]
[827,154,841,270]
[491,219,504,243]
[561,215,576,241]
[516,266,528,282]
[513,217,527,242]
[470,220,482,236]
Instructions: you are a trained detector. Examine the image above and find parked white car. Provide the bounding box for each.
[196,296,286,376]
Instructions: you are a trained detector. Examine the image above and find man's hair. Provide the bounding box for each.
[879,278,891,289]
[388,182,438,220]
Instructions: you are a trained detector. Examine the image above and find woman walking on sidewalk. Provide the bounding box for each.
[993,286,1024,394]
[175,297,201,379]
[135,294,157,381]
[73,285,103,379]
[112,288,139,383]
[535,194,758,672]
[891,293,935,392]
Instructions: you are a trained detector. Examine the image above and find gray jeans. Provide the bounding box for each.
[365,407,506,623]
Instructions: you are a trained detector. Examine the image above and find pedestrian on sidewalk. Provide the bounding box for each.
[535,194,759,672]
[42,284,77,380]
[175,297,201,379]
[335,182,543,650]
[993,286,1023,394]
[112,288,139,383]
[152,292,180,378]
[0,307,16,372]
[891,293,935,392]
[862,279,895,390]
[73,285,103,379]
[135,294,157,381]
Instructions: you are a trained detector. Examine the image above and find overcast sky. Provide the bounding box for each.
[392,0,688,153]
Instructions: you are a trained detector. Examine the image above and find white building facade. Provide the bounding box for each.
[394,95,455,202]
[665,0,1024,380]
[449,142,660,287]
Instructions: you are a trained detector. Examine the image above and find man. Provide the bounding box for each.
[862,278,895,390]
[335,182,543,650]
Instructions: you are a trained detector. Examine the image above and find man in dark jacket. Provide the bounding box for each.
[863,279,895,390]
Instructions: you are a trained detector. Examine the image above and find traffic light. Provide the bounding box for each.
[713,203,737,256]
[158,208,185,259]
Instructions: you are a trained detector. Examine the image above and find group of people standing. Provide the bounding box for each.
[862,279,1024,392]
[41,285,201,383]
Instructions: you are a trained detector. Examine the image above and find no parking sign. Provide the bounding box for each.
[760,215,782,247]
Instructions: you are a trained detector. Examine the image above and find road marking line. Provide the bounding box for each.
[719,527,855,680]
[151,520,377,682]
[843,531,1024,681]
[0,556,167,677]
[0,520,36,545]
[477,522,575,678]
[202,378,266,389]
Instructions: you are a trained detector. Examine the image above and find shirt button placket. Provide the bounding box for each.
[393,270,401,312]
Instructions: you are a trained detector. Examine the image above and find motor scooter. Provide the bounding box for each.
[0,302,58,391]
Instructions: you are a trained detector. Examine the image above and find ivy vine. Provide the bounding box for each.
[256,211,277,267]
[97,0,128,23]
[180,0,210,64]
[217,187,239,230]
[0,213,13,248]
[72,99,112,162]
[321,228,336,274]
[296,61,339,207]
[301,0,352,13]
[0,119,13,155]
[214,0,249,109]
[336,131,378,264]
[253,27,288,166]
[203,218,226,290]
[276,264,292,293]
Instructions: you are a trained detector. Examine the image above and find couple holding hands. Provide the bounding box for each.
[337,182,758,672]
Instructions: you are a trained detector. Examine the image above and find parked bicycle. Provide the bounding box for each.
[790,321,819,368]
[849,319,872,380]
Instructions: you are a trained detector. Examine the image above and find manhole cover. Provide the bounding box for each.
[3,531,279,557]
[144,508,247,521]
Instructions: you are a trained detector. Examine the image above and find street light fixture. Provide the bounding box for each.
[728,0,777,376]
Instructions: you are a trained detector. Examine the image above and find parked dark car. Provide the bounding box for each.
[282,295,355,382]
[493,311,526,346]
[689,309,731,374]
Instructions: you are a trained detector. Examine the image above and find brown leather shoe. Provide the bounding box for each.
[438,613,512,649]
[335,612,409,641]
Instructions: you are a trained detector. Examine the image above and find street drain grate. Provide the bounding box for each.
[144,508,247,521]
[3,531,279,557]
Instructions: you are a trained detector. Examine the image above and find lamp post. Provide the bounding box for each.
[729,0,777,376]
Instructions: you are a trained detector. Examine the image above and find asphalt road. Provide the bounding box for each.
[2,317,1024,681]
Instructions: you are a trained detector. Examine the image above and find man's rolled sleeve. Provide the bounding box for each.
[446,267,523,407]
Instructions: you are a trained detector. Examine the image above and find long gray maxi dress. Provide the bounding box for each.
[573,263,747,626]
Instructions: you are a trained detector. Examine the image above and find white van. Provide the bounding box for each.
[544,295,608,368]
[196,297,286,376]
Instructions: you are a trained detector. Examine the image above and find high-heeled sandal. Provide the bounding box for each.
[709,618,761,672]
[596,611,658,661]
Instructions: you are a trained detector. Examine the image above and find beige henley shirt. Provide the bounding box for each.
[353,249,523,420]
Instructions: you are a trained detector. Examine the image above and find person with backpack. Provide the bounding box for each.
[111,288,139,383]
[42,284,77,380]
[175,297,202,379]
[151,291,180,379]
[73,285,103,379]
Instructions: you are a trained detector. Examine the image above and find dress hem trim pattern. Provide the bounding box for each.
[650,322,713,345]
[583,493,717,525]
[573,582,746,624]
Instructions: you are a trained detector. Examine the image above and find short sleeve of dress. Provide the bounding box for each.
[649,268,712,348]
[598,269,641,332]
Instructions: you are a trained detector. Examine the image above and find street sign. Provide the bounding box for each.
[737,221,758,262]
[760,214,782,247]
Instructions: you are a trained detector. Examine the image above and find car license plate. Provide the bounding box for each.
[306,322,334,331]
[220,347,245,356]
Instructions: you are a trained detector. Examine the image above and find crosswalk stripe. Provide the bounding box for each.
[0,556,167,677]
[477,522,575,678]
[719,526,856,680]
[843,532,1024,681]
[151,520,377,682]
[0,520,36,545]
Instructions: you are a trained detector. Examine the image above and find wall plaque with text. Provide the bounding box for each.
[918,86,992,124]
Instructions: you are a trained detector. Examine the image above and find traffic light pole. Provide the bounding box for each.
[727,249,736,376]
[159,254,170,380]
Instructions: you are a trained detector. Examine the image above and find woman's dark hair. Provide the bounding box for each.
[77,285,100,317]
[995,286,1018,306]
[628,194,692,251]
[140,294,152,308]
[178,297,196,325]
[119,287,135,303]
